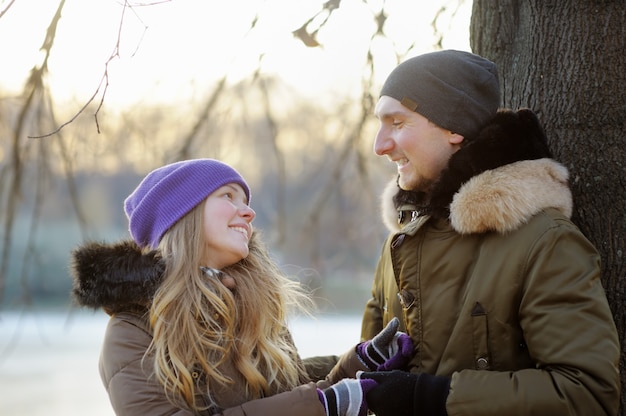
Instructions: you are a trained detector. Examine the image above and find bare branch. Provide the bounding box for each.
[28,72,108,139]
[431,0,466,50]
[292,0,343,48]
[0,0,17,19]
[28,0,137,138]
[0,0,67,303]
[172,76,227,162]
[257,75,287,246]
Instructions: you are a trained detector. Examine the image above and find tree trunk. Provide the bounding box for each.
[470,0,626,413]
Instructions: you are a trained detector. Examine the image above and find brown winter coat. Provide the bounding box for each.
[71,236,366,416]
[98,310,330,416]
[362,110,620,415]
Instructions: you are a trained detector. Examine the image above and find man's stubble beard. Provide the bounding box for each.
[398,172,436,195]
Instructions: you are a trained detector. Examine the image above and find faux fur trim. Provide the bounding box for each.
[70,233,264,312]
[381,158,572,234]
[381,179,402,232]
[450,159,571,234]
[427,108,554,219]
[380,108,573,235]
[70,240,164,312]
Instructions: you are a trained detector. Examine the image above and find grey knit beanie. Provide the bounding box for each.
[380,50,500,138]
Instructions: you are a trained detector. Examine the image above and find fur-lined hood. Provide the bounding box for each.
[381,108,573,234]
[70,233,260,313]
[70,240,164,313]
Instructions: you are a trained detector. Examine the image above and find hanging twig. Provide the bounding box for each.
[0,0,17,19]
[28,0,144,138]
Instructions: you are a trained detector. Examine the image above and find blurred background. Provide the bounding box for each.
[0,0,470,312]
[0,0,471,414]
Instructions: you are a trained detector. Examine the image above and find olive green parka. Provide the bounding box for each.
[362,109,620,415]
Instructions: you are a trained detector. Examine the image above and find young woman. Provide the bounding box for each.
[71,159,411,416]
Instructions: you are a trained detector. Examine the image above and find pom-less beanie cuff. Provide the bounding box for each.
[124,159,250,249]
[380,49,500,139]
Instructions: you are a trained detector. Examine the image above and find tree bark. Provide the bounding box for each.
[470,0,626,413]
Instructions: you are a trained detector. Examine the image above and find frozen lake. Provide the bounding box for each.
[0,309,363,415]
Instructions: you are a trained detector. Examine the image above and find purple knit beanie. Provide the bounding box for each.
[380,49,500,139]
[124,159,250,249]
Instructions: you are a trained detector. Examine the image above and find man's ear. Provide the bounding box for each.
[449,132,464,145]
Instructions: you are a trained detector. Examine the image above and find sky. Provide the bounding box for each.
[0,0,471,108]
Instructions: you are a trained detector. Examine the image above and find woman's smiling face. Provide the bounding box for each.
[202,183,255,270]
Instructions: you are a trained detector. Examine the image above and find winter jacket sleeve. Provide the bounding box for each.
[99,313,197,416]
[445,217,620,415]
[302,355,340,381]
[219,383,325,416]
[315,347,370,389]
[361,295,384,343]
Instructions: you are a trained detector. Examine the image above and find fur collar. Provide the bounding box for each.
[70,240,164,313]
[381,108,573,234]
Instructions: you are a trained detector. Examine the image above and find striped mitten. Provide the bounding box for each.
[356,317,413,371]
[317,377,377,416]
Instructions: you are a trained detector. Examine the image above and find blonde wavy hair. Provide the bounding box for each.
[146,201,312,413]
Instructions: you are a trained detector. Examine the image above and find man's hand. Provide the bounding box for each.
[356,317,413,371]
[359,370,450,416]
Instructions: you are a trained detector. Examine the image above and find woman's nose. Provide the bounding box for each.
[240,205,256,222]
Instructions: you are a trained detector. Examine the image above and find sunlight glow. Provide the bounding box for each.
[0,0,471,108]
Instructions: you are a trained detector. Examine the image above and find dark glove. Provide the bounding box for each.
[317,377,377,416]
[356,317,413,371]
[360,370,450,416]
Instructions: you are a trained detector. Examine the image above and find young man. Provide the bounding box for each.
[358,50,620,415]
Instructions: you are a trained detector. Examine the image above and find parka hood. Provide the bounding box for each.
[70,233,265,313]
[70,240,164,313]
[381,108,573,234]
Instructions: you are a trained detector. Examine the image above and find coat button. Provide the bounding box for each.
[476,357,489,370]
